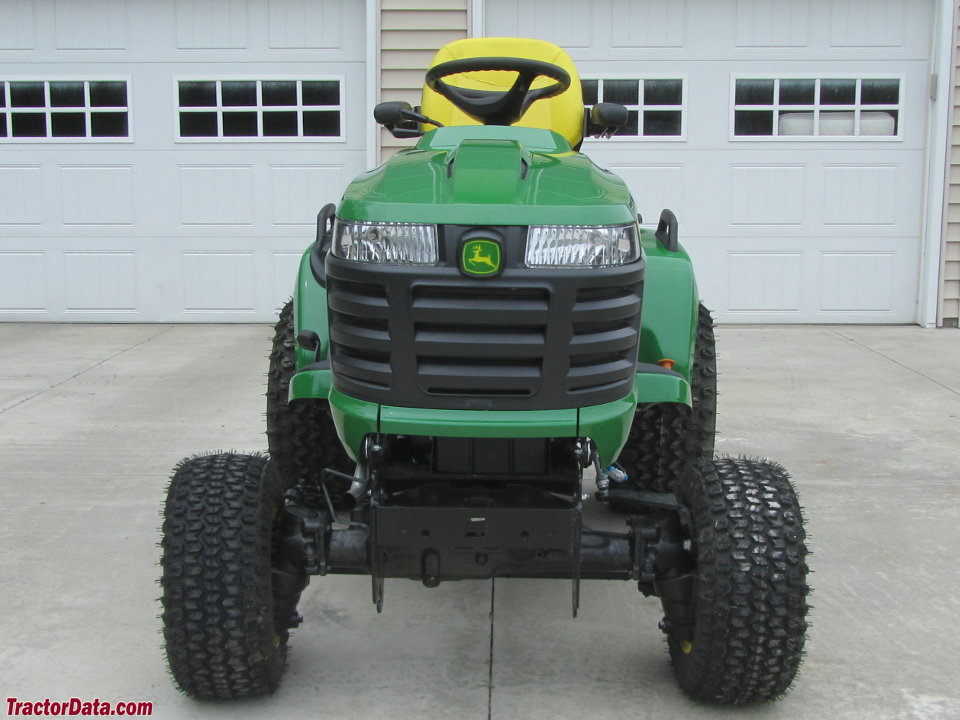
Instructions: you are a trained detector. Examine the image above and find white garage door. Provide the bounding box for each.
[486,0,934,322]
[0,0,367,321]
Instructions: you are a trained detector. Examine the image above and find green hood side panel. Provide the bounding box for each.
[337,127,637,226]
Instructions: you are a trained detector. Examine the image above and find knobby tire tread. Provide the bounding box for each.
[669,457,810,704]
[160,452,287,700]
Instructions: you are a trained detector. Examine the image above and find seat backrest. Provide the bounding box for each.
[421,37,584,148]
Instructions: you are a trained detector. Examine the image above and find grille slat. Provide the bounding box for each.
[330,324,391,353]
[331,353,392,389]
[567,358,637,392]
[571,294,641,323]
[415,325,547,359]
[420,358,540,397]
[412,287,550,326]
[569,325,639,352]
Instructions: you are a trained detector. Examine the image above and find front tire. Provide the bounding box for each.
[619,303,717,492]
[666,457,810,704]
[266,300,353,485]
[160,453,290,700]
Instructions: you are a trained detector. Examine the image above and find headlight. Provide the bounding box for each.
[525,224,639,267]
[333,221,438,265]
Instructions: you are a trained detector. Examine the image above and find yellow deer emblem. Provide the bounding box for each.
[462,240,501,275]
[468,245,497,269]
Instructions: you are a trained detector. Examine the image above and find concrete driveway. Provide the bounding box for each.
[0,323,958,719]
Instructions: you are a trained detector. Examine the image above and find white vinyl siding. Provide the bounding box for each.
[941,7,960,325]
[379,0,469,160]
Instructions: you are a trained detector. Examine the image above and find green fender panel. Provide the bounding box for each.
[293,245,331,372]
[289,368,332,403]
[637,232,699,386]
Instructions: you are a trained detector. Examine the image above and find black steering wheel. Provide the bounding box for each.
[424,57,571,127]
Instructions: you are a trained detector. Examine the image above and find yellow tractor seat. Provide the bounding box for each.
[421,37,584,149]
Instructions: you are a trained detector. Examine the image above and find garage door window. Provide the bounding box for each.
[177,79,343,141]
[582,77,685,139]
[732,77,901,139]
[0,80,129,140]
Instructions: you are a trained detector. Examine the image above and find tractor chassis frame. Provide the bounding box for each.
[272,461,696,627]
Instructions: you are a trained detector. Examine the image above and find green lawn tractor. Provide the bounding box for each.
[161,37,809,705]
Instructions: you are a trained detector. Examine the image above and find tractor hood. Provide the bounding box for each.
[337,126,637,226]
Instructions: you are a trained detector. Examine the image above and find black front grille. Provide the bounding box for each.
[325,225,644,411]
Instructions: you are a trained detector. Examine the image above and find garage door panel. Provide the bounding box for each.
[727,251,805,312]
[0,252,47,312]
[181,251,257,313]
[63,252,138,313]
[484,0,590,49]
[59,166,135,226]
[0,166,44,225]
[267,0,355,50]
[734,0,811,49]
[822,165,898,226]
[270,165,345,226]
[728,165,806,226]
[0,1,36,51]
[610,0,687,49]
[828,0,909,49]
[175,0,251,50]
[178,165,256,226]
[819,251,899,312]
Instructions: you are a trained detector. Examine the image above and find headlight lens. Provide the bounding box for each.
[333,221,438,265]
[525,224,640,267]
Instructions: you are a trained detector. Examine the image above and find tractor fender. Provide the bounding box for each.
[637,234,699,395]
[294,242,330,367]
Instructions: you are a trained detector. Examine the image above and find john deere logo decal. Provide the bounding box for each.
[461,239,502,276]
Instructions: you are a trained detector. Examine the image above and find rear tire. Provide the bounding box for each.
[666,457,810,704]
[160,453,290,700]
[266,300,353,485]
[619,302,716,491]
